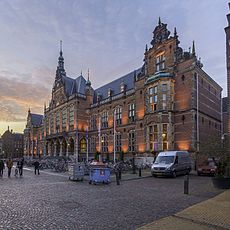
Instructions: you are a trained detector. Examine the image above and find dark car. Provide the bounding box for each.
[197,159,217,176]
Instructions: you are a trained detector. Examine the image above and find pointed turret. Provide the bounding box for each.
[145,44,148,53]
[192,40,196,56]
[158,17,161,25]
[174,27,177,37]
[86,68,91,87]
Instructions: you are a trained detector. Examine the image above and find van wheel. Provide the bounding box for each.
[172,171,177,178]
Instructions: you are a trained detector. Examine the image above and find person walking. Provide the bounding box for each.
[33,159,40,175]
[6,158,13,178]
[18,158,24,176]
[0,159,5,178]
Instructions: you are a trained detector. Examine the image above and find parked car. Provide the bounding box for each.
[197,158,217,176]
[151,151,191,178]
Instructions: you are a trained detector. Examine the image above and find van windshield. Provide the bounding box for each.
[155,156,175,164]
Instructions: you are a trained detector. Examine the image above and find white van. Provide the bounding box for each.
[151,151,191,177]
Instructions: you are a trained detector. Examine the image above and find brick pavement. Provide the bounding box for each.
[0,167,224,230]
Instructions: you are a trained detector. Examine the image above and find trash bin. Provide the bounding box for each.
[89,162,110,184]
[69,163,84,181]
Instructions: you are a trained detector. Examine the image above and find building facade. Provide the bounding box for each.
[24,20,222,160]
[1,127,24,158]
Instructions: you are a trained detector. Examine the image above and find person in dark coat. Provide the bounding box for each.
[6,158,13,177]
[0,159,5,178]
[33,160,40,175]
[18,158,24,176]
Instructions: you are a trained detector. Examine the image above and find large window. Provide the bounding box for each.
[115,133,122,152]
[128,103,135,122]
[128,131,135,152]
[62,109,67,131]
[149,86,158,112]
[156,54,165,72]
[101,135,108,153]
[69,106,74,130]
[149,125,158,151]
[101,111,108,128]
[162,124,168,150]
[114,107,122,125]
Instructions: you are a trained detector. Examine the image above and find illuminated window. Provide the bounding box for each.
[162,124,168,150]
[128,103,135,122]
[80,138,87,153]
[156,54,165,72]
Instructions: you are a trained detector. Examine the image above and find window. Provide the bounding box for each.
[101,111,108,128]
[90,136,96,153]
[115,133,122,152]
[149,86,158,112]
[128,131,135,152]
[128,103,135,122]
[80,138,87,153]
[162,93,167,110]
[69,106,74,130]
[62,109,67,131]
[162,124,168,150]
[156,54,165,72]
[101,135,108,153]
[114,107,122,125]
[50,115,54,134]
[162,84,167,92]
[90,115,97,131]
[149,125,158,151]
[56,112,60,133]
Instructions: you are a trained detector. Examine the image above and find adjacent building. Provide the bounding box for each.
[224,3,230,139]
[24,19,222,160]
[1,127,24,158]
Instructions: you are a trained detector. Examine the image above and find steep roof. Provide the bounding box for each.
[31,114,43,126]
[93,68,142,103]
[62,75,87,97]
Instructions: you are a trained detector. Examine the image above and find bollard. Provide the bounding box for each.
[115,172,120,185]
[184,174,189,194]
[139,168,142,177]
[118,170,121,180]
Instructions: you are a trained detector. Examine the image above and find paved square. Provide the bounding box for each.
[0,167,222,230]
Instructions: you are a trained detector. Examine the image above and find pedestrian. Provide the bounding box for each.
[0,159,5,178]
[33,159,40,175]
[18,158,24,176]
[6,158,13,178]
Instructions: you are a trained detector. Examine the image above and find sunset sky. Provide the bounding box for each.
[0,0,228,135]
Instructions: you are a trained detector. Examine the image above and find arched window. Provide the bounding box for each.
[80,138,87,153]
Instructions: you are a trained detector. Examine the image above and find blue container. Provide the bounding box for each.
[89,167,111,184]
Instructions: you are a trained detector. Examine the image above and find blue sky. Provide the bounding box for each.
[0,0,228,134]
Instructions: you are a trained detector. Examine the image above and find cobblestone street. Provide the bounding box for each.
[0,167,222,230]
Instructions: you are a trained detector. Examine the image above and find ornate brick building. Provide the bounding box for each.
[24,20,222,160]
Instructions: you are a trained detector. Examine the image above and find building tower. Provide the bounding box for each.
[225,3,230,136]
